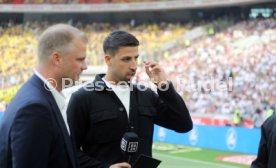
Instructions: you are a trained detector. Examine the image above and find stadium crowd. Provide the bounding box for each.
[0,18,275,127]
[156,18,275,127]
[0,21,187,88]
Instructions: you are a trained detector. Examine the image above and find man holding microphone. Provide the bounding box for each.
[67,30,193,168]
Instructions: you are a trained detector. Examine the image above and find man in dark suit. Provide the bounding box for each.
[0,24,87,168]
[251,112,276,168]
[67,30,193,168]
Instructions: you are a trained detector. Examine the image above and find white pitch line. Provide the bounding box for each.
[154,153,241,168]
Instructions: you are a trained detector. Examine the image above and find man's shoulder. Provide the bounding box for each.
[132,83,153,92]
[3,85,51,126]
[67,81,99,100]
[15,82,45,102]
[262,114,276,131]
[132,84,157,98]
[8,77,52,112]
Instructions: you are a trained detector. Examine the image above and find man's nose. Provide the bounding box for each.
[130,59,137,70]
[82,62,87,71]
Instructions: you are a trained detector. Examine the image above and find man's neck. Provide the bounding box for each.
[36,67,62,92]
[104,74,117,84]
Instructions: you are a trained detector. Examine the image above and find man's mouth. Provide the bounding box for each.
[127,72,136,77]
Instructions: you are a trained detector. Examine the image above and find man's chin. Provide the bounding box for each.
[125,76,134,82]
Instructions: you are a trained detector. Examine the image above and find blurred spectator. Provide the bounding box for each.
[253,108,263,128]
[265,106,275,120]
[233,108,242,127]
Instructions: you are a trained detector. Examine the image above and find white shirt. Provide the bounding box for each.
[103,78,130,118]
[34,71,70,134]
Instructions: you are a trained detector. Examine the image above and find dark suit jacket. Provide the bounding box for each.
[0,75,78,168]
[67,74,193,168]
[251,114,276,168]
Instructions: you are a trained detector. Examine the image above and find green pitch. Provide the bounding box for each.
[152,142,249,168]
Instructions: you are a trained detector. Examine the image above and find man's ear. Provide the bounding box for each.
[104,55,112,66]
[51,52,62,66]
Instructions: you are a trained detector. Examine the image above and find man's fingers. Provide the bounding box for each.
[143,61,165,84]
[110,162,131,168]
[144,61,158,71]
[119,162,131,168]
[145,66,151,76]
[144,61,151,76]
[150,65,162,72]
[144,61,157,69]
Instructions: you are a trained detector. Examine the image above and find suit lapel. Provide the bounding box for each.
[31,75,77,168]
[49,99,77,168]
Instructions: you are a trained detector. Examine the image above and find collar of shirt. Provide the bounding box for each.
[34,71,66,111]
[102,77,130,91]
[102,77,130,118]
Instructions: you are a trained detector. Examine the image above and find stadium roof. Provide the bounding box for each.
[0,0,274,13]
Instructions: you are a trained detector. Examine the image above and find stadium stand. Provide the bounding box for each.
[1,18,275,127]
[0,0,275,127]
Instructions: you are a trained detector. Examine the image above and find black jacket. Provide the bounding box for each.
[67,74,193,168]
[251,114,276,168]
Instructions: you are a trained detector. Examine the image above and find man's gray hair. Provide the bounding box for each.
[37,24,87,64]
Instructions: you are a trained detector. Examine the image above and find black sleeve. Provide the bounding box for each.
[10,104,53,168]
[154,82,193,133]
[67,92,110,168]
[251,120,269,168]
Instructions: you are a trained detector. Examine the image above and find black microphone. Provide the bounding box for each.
[120,131,139,163]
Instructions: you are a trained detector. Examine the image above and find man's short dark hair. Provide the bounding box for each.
[103,30,139,56]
